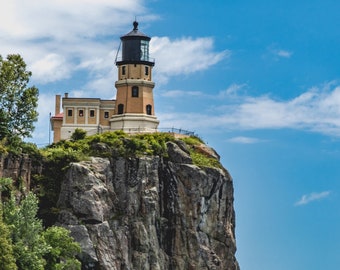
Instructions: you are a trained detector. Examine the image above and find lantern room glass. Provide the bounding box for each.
[140,40,149,61]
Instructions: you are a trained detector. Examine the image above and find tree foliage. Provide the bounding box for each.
[2,191,81,269]
[70,128,87,141]
[0,208,17,270]
[3,193,48,270]
[0,54,39,143]
[43,226,81,270]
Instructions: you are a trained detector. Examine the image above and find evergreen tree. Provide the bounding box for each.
[0,54,39,143]
[0,207,17,270]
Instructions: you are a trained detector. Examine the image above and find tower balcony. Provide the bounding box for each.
[115,56,155,66]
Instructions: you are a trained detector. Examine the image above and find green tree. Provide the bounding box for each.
[43,226,81,270]
[0,54,39,143]
[3,193,48,270]
[2,191,81,269]
[0,206,17,270]
[0,177,13,202]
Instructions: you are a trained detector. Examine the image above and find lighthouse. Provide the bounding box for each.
[110,21,159,132]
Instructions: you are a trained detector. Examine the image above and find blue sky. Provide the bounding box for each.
[1,1,340,269]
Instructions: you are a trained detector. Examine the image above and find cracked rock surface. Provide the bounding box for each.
[57,141,239,270]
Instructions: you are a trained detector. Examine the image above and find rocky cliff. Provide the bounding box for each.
[56,141,239,270]
[0,153,42,192]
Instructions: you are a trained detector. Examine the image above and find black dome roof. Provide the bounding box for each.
[121,21,151,40]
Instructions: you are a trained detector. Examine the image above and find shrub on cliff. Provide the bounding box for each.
[181,136,223,169]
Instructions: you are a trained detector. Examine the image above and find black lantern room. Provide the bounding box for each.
[116,21,154,66]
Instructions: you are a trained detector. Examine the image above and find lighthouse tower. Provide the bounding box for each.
[110,21,159,132]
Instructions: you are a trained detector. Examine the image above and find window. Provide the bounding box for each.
[104,111,109,118]
[140,40,149,61]
[132,86,139,97]
[90,109,95,117]
[67,109,73,117]
[146,104,152,115]
[118,104,124,114]
[122,66,126,75]
[79,109,84,117]
[145,66,149,76]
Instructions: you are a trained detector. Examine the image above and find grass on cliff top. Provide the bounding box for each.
[0,129,222,170]
[42,129,221,169]
[43,130,175,159]
[180,136,223,169]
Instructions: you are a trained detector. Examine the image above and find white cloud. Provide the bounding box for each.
[265,45,293,60]
[30,53,71,83]
[227,83,340,134]
[276,50,293,58]
[295,191,331,206]
[219,83,248,98]
[83,69,117,98]
[0,0,144,40]
[150,36,230,84]
[161,90,204,98]
[0,1,227,92]
[227,136,264,144]
[0,0,148,85]
[158,82,340,137]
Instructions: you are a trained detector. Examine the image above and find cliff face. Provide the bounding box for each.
[0,153,41,192]
[56,141,239,270]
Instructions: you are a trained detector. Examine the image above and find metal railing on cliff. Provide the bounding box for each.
[42,126,199,146]
[157,127,197,136]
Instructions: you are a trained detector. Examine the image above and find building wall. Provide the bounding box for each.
[115,79,155,115]
[118,64,152,81]
[100,100,115,126]
[52,118,62,143]
[58,97,115,141]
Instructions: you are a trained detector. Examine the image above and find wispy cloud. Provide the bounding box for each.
[295,191,331,206]
[219,83,248,98]
[265,45,293,60]
[1,1,227,91]
[227,136,264,144]
[151,36,230,84]
[30,53,71,83]
[159,82,340,138]
[276,49,293,58]
[0,0,150,86]
[160,90,204,98]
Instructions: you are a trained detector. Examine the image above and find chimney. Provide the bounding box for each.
[64,92,69,98]
[55,95,61,115]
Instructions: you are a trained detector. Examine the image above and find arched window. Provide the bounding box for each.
[118,104,124,114]
[146,104,152,115]
[132,86,139,97]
